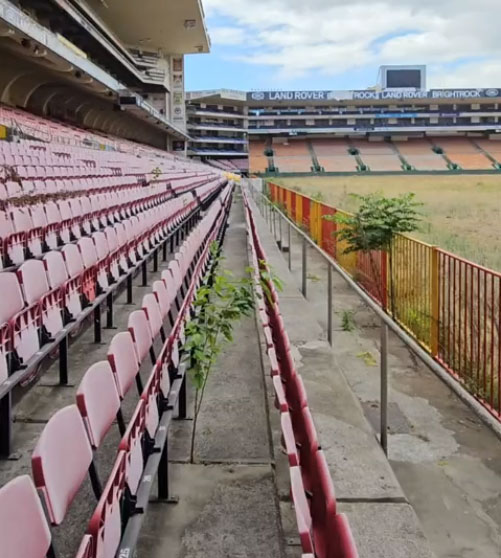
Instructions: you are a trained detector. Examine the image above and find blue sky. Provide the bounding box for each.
[185,0,501,92]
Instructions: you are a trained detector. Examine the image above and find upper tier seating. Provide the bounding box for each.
[272,140,314,172]
[310,139,357,172]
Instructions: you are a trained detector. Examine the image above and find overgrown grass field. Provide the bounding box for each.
[274,175,501,271]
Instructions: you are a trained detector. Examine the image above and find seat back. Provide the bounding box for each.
[76,361,121,449]
[62,244,84,278]
[75,535,94,558]
[290,466,313,554]
[32,405,93,525]
[152,280,173,319]
[326,513,359,558]
[92,231,109,261]
[0,272,25,323]
[118,400,146,497]
[128,310,153,363]
[43,251,69,289]
[18,260,50,305]
[107,332,140,398]
[78,237,98,269]
[142,294,163,339]
[0,475,52,558]
[87,452,126,558]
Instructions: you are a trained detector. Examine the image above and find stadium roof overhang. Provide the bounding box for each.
[81,0,210,54]
[0,1,190,142]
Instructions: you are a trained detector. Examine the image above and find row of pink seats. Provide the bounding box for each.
[0,190,200,375]
[0,179,206,268]
[243,191,358,558]
[0,184,234,558]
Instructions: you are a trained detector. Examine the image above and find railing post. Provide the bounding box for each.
[288,223,292,270]
[278,212,283,249]
[327,264,333,345]
[302,237,307,298]
[431,246,440,356]
[380,320,389,456]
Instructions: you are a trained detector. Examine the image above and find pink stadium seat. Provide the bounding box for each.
[152,279,174,320]
[43,251,69,289]
[128,310,154,364]
[326,513,359,558]
[107,332,141,398]
[287,372,309,411]
[62,243,84,278]
[281,411,299,466]
[311,450,337,558]
[0,475,52,558]
[17,259,64,340]
[290,465,314,555]
[75,535,94,558]
[0,272,25,323]
[17,259,49,305]
[273,375,288,412]
[0,345,8,383]
[92,231,109,261]
[119,400,146,497]
[32,405,94,525]
[76,361,121,449]
[0,212,26,265]
[0,272,41,363]
[142,293,164,340]
[87,452,126,558]
[78,237,98,269]
[44,251,82,320]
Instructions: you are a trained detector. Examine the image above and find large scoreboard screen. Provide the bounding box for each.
[386,69,422,88]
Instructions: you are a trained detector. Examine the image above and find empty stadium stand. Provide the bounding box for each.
[310,139,358,172]
[0,135,233,556]
[272,140,314,173]
[351,139,402,171]
[392,139,448,171]
[249,141,269,173]
[432,137,494,170]
[475,138,501,162]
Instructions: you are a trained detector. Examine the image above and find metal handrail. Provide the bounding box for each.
[247,185,501,449]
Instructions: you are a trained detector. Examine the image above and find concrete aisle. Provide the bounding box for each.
[263,200,501,558]
[138,194,285,558]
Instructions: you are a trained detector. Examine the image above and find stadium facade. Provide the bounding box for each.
[186,74,501,174]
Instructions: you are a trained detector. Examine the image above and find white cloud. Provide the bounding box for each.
[209,27,247,46]
[202,0,501,85]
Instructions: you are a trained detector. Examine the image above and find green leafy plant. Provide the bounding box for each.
[255,259,284,306]
[185,243,282,463]
[341,310,356,332]
[325,192,422,317]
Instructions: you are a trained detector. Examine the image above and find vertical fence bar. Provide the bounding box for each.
[327,264,333,346]
[380,320,389,456]
[302,237,307,298]
[431,247,440,356]
[278,212,283,249]
[288,223,292,270]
